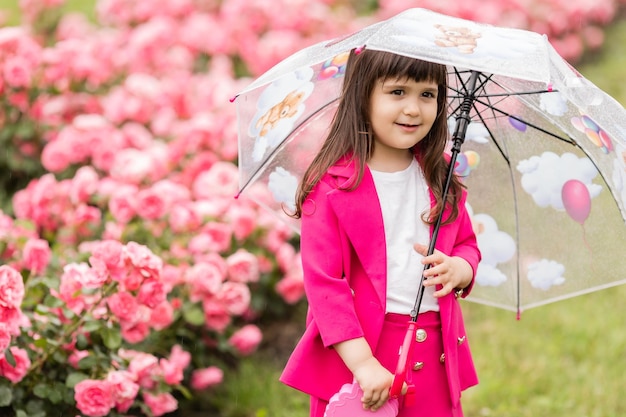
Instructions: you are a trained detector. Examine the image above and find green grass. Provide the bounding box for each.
[1,0,95,25]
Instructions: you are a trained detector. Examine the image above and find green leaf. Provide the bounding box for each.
[33,383,49,399]
[0,385,13,406]
[65,372,89,388]
[33,338,48,349]
[82,319,102,333]
[43,294,64,308]
[183,304,205,326]
[175,384,192,400]
[101,327,122,350]
[77,355,98,370]
[4,348,16,368]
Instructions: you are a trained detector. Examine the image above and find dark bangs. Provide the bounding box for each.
[366,50,447,86]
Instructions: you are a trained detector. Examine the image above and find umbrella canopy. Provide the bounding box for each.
[233,8,626,315]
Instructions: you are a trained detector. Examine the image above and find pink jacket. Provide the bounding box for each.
[280,156,481,407]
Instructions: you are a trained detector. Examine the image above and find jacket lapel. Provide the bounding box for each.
[326,162,387,308]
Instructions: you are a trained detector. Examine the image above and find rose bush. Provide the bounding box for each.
[0,0,625,416]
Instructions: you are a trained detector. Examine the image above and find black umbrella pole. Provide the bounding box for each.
[410,71,480,321]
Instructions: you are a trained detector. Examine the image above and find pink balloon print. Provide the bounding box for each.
[561,179,591,224]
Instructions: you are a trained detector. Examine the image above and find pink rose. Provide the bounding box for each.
[143,391,178,417]
[3,55,32,88]
[22,238,51,274]
[121,121,153,149]
[202,298,231,333]
[74,379,114,417]
[275,273,305,304]
[227,204,257,241]
[90,239,125,277]
[0,305,24,335]
[122,242,163,281]
[0,323,11,352]
[137,278,166,308]
[0,347,31,383]
[106,370,139,413]
[159,263,185,291]
[0,265,25,309]
[108,185,138,224]
[226,249,260,283]
[109,148,155,184]
[217,281,251,316]
[188,222,232,254]
[275,242,297,272]
[121,320,150,345]
[168,202,201,233]
[106,292,139,323]
[68,350,90,369]
[58,269,89,314]
[159,345,190,385]
[228,324,263,356]
[62,262,106,289]
[41,136,75,173]
[192,161,239,200]
[70,166,100,204]
[135,187,167,220]
[191,366,224,390]
[127,352,160,389]
[149,300,174,331]
[185,262,224,302]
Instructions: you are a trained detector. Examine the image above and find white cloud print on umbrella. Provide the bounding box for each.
[517,151,601,223]
[516,151,601,290]
[267,167,299,212]
[471,211,516,287]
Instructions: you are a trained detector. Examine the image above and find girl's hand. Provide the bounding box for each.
[352,357,394,411]
[413,243,473,297]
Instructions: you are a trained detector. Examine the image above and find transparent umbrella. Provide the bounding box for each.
[233,7,626,317]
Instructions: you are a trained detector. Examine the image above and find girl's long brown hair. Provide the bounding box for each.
[292,49,464,225]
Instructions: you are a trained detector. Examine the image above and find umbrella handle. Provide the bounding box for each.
[389,321,417,406]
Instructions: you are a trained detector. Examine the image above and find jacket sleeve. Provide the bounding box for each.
[300,178,365,348]
[449,190,481,296]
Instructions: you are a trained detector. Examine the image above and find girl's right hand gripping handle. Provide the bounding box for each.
[389,321,416,406]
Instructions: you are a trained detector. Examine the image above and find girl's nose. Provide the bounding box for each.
[403,100,421,116]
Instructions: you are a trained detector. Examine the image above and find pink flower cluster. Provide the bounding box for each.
[73,345,197,416]
[0,265,30,383]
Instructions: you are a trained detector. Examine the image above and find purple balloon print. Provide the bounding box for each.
[508,116,527,132]
[561,179,591,224]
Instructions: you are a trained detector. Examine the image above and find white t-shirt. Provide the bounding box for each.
[370,159,439,314]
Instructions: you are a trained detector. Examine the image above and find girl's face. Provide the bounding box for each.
[368,76,439,169]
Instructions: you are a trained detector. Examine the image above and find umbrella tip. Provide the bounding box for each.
[229,95,238,103]
[354,45,366,55]
[234,192,240,200]
[516,310,522,321]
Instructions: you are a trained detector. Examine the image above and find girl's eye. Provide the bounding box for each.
[390,89,404,95]
[422,91,436,98]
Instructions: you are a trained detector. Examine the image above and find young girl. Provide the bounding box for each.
[280,49,481,417]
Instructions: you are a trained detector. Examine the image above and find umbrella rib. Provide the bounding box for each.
[471,102,509,165]
[472,96,576,145]
[449,89,556,99]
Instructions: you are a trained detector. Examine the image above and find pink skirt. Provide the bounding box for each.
[310,311,461,417]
